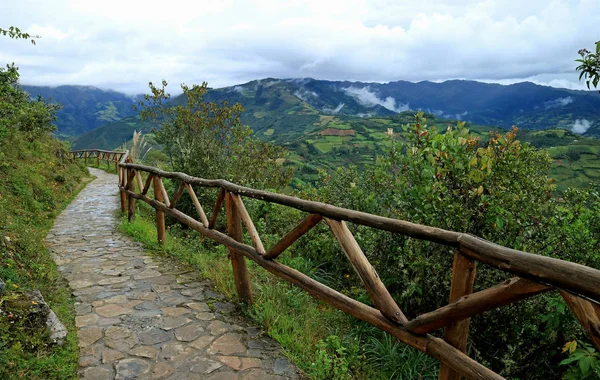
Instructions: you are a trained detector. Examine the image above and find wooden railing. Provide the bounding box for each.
[74,149,600,379]
[70,149,125,172]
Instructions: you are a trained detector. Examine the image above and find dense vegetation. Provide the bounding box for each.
[0,61,88,378]
[119,78,600,379]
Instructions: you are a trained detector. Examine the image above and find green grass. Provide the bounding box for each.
[264,128,275,136]
[313,142,333,154]
[0,132,89,379]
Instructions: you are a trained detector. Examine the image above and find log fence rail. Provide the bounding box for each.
[71,149,600,380]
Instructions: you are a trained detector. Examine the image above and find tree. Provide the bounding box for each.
[576,41,600,92]
[0,26,39,45]
[0,28,58,141]
[137,80,292,190]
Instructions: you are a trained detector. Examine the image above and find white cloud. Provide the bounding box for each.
[572,119,592,134]
[293,89,319,101]
[544,96,574,109]
[0,0,599,93]
[323,103,345,114]
[342,86,409,112]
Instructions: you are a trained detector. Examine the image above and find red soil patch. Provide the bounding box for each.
[320,128,356,136]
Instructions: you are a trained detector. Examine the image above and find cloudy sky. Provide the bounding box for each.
[1,0,598,94]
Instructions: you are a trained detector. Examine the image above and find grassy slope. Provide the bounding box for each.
[0,132,89,379]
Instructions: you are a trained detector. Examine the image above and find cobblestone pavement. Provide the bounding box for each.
[46,168,300,380]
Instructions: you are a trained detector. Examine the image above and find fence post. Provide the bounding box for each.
[126,168,136,222]
[85,151,88,166]
[438,250,477,380]
[96,150,100,167]
[120,166,127,213]
[226,191,253,304]
[153,176,166,245]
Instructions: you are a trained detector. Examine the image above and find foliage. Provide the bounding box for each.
[0,128,87,379]
[0,26,38,44]
[364,334,438,379]
[136,80,292,190]
[297,113,586,378]
[560,340,600,379]
[117,130,152,162]
[576,41,600,92]
[0,64,61,141]
[308,335,359,380]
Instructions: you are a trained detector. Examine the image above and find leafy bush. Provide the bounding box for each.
[0,64,60,141]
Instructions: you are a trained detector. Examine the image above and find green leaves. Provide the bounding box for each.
[576,41,600,92]
[560,341,600,379]
[0,26,39,45]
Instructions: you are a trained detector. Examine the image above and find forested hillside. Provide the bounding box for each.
[22,85,140,138]
[72,78,600,150]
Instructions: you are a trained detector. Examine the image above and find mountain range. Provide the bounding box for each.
[63,78,599,149]
[22,85,140,138]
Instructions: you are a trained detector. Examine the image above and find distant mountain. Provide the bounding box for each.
[72,77,600,150]
[201,78,600,137]
[22,85,141,138]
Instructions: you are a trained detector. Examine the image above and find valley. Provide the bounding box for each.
[59,77,600,191]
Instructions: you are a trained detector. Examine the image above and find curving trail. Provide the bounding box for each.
[46,168,299,380]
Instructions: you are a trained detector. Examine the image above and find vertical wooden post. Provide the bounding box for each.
[115,160,118,173]
[85,151,88,166]
[120,166,127,213]
[153,176,166,245]
[96,151,100,167]
[226,191,253,304]
[439,250,477,380]
[126,168,136,222]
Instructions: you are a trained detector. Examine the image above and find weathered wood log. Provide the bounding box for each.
[325,218,408,325]
[209,188,226,229]
[458,235,600,305]
[142,174,153,196]
[120,167,127,213]
[226,192,254,304]
[264,214,322,260]
[135,171,144,193]
[153,177,166,245]
[186,184,209,227]
[560,291,600,351]
[169,182,186,209]
[427,338,504,380]
[126,169,136,222]
[230,193,266,255]
[157,177,170,207]
[406,277,551,334]
[122,187,505,380]
[439,251,477,380]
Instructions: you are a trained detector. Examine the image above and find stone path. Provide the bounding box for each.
[46,168,299,380]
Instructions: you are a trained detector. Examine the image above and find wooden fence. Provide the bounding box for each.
[73,149,600,380]
[70,149,125,172]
